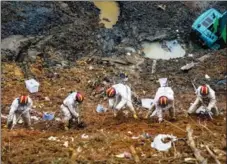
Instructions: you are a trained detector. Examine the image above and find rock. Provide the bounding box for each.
[181,62,196,71]
[27,49,42,62]
[197,55,211,62]
[1,35,27,61]
[205,74,210,80]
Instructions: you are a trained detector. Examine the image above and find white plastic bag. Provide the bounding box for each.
[159,78,168,87]
[151,134,177,151]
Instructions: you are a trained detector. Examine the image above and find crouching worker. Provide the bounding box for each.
[7,95,33,130]
[60,92,84,130]
[188,84,219,116]
[105,83,138,119]
[146,87,176,123]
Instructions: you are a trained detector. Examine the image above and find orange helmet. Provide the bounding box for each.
[200,85,209,96]
[106,87,116,98]
[158,96,168,107]
[19,96,28,105]
[76,92,84,103]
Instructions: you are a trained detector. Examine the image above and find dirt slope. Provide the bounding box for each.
[1,49,226,163]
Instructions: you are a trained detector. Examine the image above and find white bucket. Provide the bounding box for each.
[25,79,40,93]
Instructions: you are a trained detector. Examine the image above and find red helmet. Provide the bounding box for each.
[19,96,28,105]
[158,96,168,107]
[200,85,209,96]
[106,87,116,98]
[76,92,84,103]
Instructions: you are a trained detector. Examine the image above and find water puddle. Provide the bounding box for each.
[94,1,120,28]
[142,40,186,60]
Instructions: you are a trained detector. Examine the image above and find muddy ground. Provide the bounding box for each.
[1,1,227,164]
[1,48,226,163]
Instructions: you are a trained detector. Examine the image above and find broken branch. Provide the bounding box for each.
[205,145,221,164]
[186,124,207,164]
[130,145,140,163]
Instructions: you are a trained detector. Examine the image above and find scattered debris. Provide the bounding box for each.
[205,74,210,80]
[181,62,196,71]
[132,136,140,140]
[130,145,140,163]
[31,116,40,121]
[126,52,131,56]
[43,112,55,120]
[186,124,207,164]
[115,152,132,159]
[55,117,61,122]
[63,141,69,148]
[196,106,213,120]
[188,54,194,57]
[88,65,94,70]
[197,55,210,62]
[81,134,89,139]
[157,4,166,11]
[184,158,197,162]
[102,58,130,65]
[25,79,40,93]
[141,133,152,139]
[96,104,107,113]
[44,97,50,101]
[205,145,221,164]
[141,99,154,109]
[151,134,177,151]
[151,60,157,74]
[18,119,23,124]
[48,136,57,141]
[159,78,168,87]
[127,131,133,135]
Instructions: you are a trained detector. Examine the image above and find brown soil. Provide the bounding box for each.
[1,54,226,164]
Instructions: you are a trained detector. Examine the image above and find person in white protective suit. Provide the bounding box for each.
[146,86,176,123]
[60,91,84,130]
[105,83,138,119]
[188,84,219,116]
[7,95,33,129]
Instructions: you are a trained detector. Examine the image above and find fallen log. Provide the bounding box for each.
[186,124,207,164]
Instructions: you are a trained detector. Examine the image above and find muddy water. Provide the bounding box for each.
[94,1,120,28]
[142,40,186,60]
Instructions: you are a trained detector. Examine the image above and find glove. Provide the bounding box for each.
[133,113,138,119]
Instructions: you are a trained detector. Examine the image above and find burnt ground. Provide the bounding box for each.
[1,48,226,163]
[1,1,227,164]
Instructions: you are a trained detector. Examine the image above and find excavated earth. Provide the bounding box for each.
[1,1,227,164]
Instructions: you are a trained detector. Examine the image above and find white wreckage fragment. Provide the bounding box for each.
[181,62,196,71]
[81,134,89,139]
[151,134,177,151]
[48,136,58,141]
[141,99,154,109]
[63,141,69,148]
